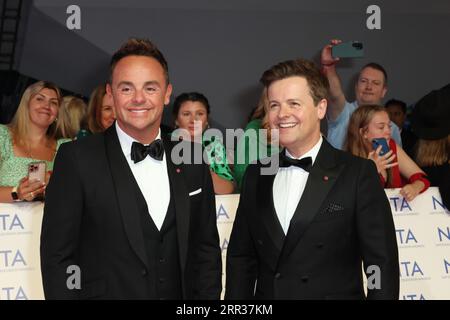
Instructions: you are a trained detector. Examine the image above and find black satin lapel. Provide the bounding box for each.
[281,141,344,259]
[258,172,285,252]
[162,136,189,275]
[104,126,148,269]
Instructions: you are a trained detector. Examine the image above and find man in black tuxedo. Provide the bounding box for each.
[40,38,221,299]
[225,59,399,300]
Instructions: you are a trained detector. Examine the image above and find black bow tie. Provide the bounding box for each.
[279,151,313,172]
[131,139,164,163]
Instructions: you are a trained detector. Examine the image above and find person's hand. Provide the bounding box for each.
[16,177,46,201]
[400,181,424,202]
[368,145,398,180]
[321,39,342,66]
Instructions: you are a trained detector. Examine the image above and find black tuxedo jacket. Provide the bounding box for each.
[40,125,221,299]
[225,139,399,300]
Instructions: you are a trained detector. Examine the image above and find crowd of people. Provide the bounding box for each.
[0,37,448,299]
[1,39,447,202]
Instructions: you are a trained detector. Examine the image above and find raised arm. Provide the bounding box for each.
[321,39,347,121]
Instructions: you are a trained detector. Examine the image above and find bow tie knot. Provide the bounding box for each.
[279,151,312,172]
[131,139,164,163]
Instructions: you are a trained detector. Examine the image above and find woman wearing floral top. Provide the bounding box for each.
[0,81,69,202]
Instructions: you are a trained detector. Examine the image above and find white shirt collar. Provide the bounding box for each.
[115,121,162,158]
[285,135,323,166]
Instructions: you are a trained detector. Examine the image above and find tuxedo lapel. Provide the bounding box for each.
[258,169,285,253]
[104,126,148,269]
[281,140,345,259]
[162,135,189,277]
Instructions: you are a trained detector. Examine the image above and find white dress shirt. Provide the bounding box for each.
[116,122,170,230]
[273,136,323,234]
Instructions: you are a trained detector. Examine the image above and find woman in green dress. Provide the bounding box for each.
[234,88,279,190]
[0,81,68,202]
[172,92,235,194]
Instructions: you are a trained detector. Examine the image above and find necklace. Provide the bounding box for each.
[25,140,56,160]
[24,135,56,161]
[26,143,35,159]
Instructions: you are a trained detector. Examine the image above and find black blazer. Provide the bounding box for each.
[225,139,399,300]
[40,125,222,299]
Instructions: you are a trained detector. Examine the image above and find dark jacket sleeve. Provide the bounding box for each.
[191,163,222,299]
[40,142,83,299]
[356,159,400,299]
[225,166,258,299]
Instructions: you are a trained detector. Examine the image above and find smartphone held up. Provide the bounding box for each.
[332,41,364,58]
[372,138,390,156]
[28,161,47,201]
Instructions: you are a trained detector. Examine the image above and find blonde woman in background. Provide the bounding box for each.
[55,96,88,139]
[0,81,68,202]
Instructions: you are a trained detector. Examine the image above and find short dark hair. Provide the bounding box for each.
[360,62,388,85]
[172,92,211,118]
[109,38,169,84]
[260,58,329,105]
[385,98,407,114]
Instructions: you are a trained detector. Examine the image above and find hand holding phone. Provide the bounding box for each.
[28,161,47,201]
[28,161,47,182]
[332,41,364,58]
[372,138,390,156]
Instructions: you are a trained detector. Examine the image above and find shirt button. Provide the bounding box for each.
[159,277,165,283]
[274,273,281,279]
[141,269,147,276]
[159,258,166,263]
[257,240,263,245]
[301,276,309,283]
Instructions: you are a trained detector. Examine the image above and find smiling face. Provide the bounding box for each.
[355,67,387,105]
[107,55,172,143]
[268,76,326,157]
[175,100,208,138]
[28,88,59,129]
